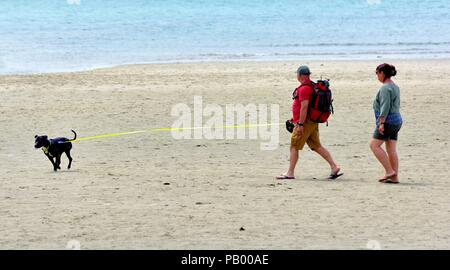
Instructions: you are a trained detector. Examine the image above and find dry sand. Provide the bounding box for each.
[0,59,449,249]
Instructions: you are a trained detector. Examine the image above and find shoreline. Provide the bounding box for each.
[2,56,450,77]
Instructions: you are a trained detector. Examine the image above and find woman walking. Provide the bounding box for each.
[370,63,403,184]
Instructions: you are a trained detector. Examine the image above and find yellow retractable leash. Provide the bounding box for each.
[68,123,284,143]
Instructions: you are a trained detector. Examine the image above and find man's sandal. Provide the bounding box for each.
[380,178,399,184]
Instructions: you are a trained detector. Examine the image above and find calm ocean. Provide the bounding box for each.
[1,0,449,74]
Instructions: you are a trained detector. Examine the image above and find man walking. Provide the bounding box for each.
[276,65,342,180]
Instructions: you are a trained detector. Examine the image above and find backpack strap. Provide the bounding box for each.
[293,81,315,100]
[292,87,299,100]
[302,81,315,88]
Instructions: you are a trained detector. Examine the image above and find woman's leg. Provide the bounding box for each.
[385,140,399,180]
[370,138,396,177]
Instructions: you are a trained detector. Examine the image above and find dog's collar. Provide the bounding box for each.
[41,140,52,155]
[41,146,49,154]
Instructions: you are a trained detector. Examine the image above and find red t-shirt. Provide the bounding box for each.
[292,80,314,123]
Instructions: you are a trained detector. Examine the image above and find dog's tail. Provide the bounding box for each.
[71,130,77,141]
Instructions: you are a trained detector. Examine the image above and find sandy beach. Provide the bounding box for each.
[0,59,449,249]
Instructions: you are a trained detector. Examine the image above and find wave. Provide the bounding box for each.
[262,42,450,48]
[198,53,259,58]
[271,50,450,56]
[145,49,450,66]
[171,50,450,61]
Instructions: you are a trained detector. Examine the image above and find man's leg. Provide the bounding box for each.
[313,146,340,174]
[277,125,306,179]
[286,145,299,177]
[307,124,341,175]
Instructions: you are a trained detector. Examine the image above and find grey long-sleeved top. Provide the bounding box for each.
[373,83,401,117]
[373,83,402,125]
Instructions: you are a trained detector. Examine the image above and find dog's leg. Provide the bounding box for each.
[46,154,57,172]
[55,154,62,170]
[66,150,73,169]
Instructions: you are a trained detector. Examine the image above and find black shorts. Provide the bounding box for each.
[373,123,402,141]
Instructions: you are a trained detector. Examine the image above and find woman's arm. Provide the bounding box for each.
[378,115,386,135]
[378,87,391,135]
[379,87,392,120]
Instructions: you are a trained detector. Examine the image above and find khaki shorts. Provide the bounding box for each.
[291,119,322,150]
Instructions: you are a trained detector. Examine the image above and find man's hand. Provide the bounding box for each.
[296,125,304,137]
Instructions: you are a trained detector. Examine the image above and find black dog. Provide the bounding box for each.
[34,130,77,171]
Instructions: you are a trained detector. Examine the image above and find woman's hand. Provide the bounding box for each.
[378,123,385,135]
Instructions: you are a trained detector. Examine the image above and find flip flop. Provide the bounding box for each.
[378,173,397,182]
[381,178,399,184]
[276,174,295,180]
[328,172,344,180]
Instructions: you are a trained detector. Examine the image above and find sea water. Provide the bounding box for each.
[0,0,449,74]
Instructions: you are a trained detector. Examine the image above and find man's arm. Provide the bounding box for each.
[298,100,309,124]
[296,100,309,137]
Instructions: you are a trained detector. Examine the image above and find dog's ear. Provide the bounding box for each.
[43,135,48,139]
[35,135,38,138]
